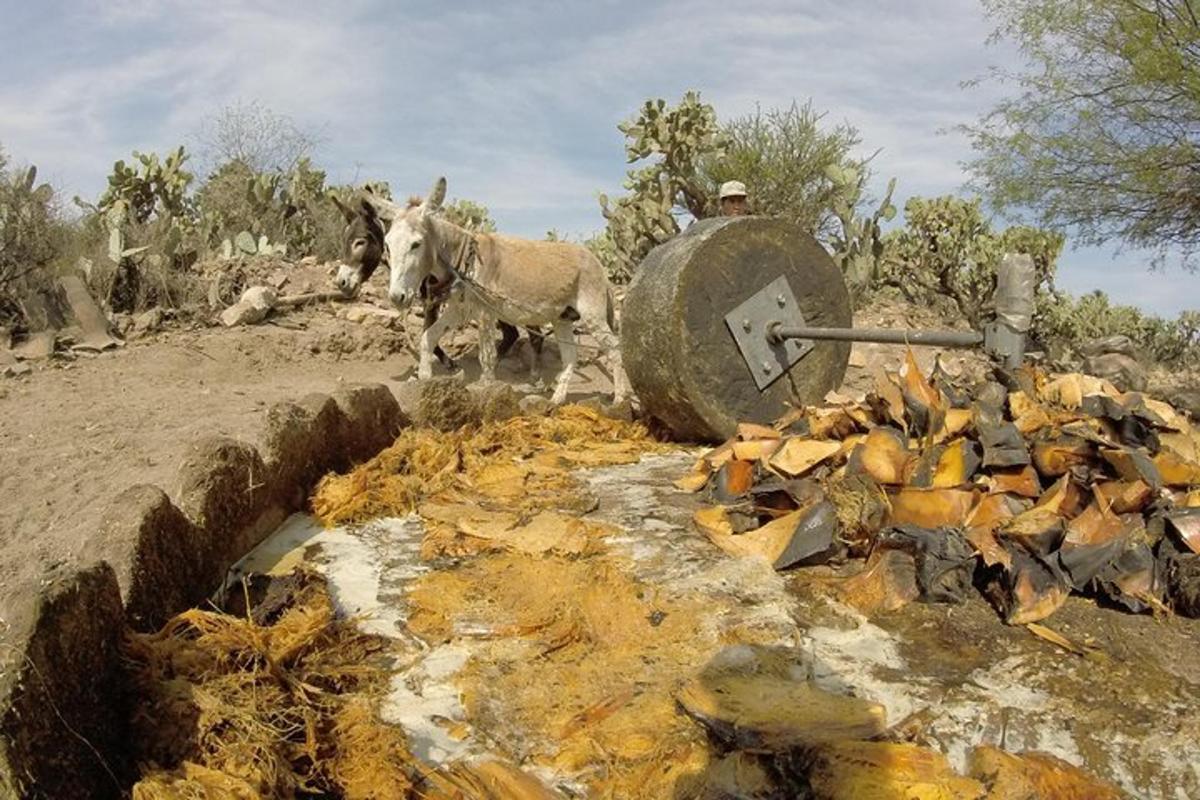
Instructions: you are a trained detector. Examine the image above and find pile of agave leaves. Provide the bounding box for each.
[681,352,1200,625]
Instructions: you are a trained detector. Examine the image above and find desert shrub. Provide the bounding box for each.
[0,149,66,331]
[701,101,869,242]
[1036,290,1200,365]
[597,91,725,283]
[196,157,342,258]
[597,93,895,293]
[442,198,496,233]
[880,195,1063,328]
[79,147,207,312]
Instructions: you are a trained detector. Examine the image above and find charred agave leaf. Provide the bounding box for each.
[769,438,842,478]
[977,418,1031,469]
[1057,504,1133,590]
[1000,508,1065,557]
[1166,551,1200,617]
[868,369,908,431]
[1092,480,1153,514]
[903,445,943,488]
[1034,474,1089,519]
[773,500,840,569]
[710,459,757,503]
[1059,419,1120,448]
[877,525,977,604]
[1121,393,1180,429]
[1081,393,1126,421]
[986,465,1042,498]
[901,350,945,440]
[931,360,972,409]
[984,548,1071,625]
[746,477,803,515]
[1116,415,1160,452]
[974,381,1009,416]
[1093,542,1168,614]
[1164,508,1200,555]
[700,501,840,570]
[932,439,982,488]
[837,547,921,615]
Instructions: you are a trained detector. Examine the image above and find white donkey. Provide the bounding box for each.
[370,177,629,405]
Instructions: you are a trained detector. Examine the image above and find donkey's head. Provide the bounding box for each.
[332,193,387,297]
[383,176,447,310]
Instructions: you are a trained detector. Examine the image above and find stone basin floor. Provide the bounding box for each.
[232,451,1200,799]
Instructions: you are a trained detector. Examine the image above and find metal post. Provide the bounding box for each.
[769,323,984,348]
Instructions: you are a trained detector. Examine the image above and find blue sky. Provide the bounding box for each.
[1,0,1195,316]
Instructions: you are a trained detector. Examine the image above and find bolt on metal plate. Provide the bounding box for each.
[724,275,814,391]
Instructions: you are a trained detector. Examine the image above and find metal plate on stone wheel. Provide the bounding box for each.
[621,217,852,443]
[724,275,814,391]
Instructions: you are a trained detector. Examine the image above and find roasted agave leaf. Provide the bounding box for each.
[847,427,911,485]
[889,487,978,530]
[877,525,978,604]
[977,418,1030,469]
[985,548,1071,625]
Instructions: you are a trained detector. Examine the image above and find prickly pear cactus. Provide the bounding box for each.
[826,165,896,302]
[598,91,727,282]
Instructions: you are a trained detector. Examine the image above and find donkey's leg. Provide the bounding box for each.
[477,310,499,383]
[550,319,578,405]
[424,300,455,369]
[590,324,630,403]
[576,299,631,404]
[496,321,520,359]
[419,300,462,380]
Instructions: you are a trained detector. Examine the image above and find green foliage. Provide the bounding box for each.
[0,150,61,326]
[196,157,343,259]
[442,198,496,233]
[881,195,1063,327]
[1037,290,1200,365]
[598,91,726,282]
[964,0,1200,267]
[597,94,895,290]
[701,101,869,239]
[826,164,897,302]
[97,146,194,224]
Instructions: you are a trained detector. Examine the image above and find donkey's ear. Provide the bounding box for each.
[425,177,447,212]
[329,192,356,223]
[359,191,401,221]
[358,197,376,219]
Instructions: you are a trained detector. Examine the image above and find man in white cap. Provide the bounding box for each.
[718,180,750,217]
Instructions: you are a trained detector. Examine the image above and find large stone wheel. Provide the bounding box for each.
[621,217,852,442]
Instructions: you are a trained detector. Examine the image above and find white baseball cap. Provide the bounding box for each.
[719,180,748,199]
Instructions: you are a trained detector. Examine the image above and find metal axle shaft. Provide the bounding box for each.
[768,323,984,348]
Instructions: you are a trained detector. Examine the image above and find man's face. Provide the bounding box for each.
[721,195,748,217]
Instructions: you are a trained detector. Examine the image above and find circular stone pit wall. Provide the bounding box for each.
[0,383,407,800]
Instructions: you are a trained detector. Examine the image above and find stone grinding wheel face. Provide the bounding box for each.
[622,217,851,442]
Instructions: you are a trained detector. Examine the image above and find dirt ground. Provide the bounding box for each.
[0,281,616,624]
